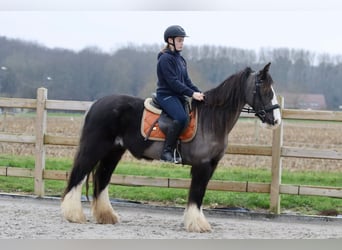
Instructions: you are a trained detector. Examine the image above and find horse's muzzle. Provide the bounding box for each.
[255,104,280,125]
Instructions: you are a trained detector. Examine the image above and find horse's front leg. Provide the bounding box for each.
[184,203,211,233]
[184,162,216,233]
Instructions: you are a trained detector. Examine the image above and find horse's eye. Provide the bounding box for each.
[262,88,273,99]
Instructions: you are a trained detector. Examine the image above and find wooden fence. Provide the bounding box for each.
[1,88,342,214]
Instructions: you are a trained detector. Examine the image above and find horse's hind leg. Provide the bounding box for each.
[61,134,115,223]
[61,151,97,223]
[184,162,217,232]
[92,147,126,224]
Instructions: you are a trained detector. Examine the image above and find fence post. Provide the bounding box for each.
[34,87,47,197]
[270,96,284,214]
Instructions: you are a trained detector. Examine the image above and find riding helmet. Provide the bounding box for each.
[164,25,188,42]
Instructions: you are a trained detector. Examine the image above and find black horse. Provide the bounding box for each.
[61,63,281,232]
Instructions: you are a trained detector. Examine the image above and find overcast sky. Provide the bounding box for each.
[1,1,342,56]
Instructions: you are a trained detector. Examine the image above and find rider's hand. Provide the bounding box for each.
[192,92,205,101]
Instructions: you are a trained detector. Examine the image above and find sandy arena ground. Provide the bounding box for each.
[0,194,341,239]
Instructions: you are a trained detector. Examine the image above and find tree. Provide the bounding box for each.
[1,36,342,109]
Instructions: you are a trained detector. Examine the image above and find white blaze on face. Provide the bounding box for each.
[271,86,282,126]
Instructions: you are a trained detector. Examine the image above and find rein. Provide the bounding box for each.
[241,72,280,123]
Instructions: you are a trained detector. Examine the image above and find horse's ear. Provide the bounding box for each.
[264,62,271,72]
[259,62,271,80]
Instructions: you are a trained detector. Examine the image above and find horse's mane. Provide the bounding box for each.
[192,67,253,135]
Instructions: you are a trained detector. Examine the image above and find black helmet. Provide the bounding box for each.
[164,25,188,43]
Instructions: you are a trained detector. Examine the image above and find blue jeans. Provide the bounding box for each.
[156,95,189,131]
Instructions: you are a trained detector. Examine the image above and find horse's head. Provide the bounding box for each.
[245,62,281,128]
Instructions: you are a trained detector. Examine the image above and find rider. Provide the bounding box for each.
[156,25,205,163]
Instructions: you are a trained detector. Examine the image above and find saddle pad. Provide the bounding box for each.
[141,109,197,142]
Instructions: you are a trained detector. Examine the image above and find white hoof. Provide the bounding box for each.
[61,185,86,223]
[92,187,120,224]
[183,204,212,232]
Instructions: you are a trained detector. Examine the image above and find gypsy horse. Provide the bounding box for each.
[61,63,281,232]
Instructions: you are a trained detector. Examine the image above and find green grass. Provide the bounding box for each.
[0,154,341,215]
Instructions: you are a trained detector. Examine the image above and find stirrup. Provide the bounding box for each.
[160,150,181,164]
[173,149,182,164]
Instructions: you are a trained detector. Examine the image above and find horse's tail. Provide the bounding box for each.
[85,170,92,201]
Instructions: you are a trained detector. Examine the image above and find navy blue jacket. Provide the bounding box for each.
[156,49,200,100]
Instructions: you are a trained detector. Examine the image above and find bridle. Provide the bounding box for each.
[242,72,280,123]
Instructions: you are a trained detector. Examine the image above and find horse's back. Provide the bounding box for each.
[86,94,143,120]
[91,94,143,111]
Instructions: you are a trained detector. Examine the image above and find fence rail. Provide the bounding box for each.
[1,88,342,213]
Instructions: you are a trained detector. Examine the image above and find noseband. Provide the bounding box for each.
[242,72,280,123]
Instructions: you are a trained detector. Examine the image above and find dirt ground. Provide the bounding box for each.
[0,194,341,239]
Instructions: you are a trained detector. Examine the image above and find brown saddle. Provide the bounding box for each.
[141,97,197,142]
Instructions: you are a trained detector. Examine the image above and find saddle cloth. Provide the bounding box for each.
[141,98,197,142]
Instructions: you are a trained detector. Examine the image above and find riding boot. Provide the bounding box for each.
[161,120,183,164]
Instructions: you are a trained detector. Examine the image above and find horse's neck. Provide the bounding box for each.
[225,109,243,134]
[195,101,245,138]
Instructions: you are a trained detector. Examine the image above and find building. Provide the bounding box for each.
[279,93,327,110]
